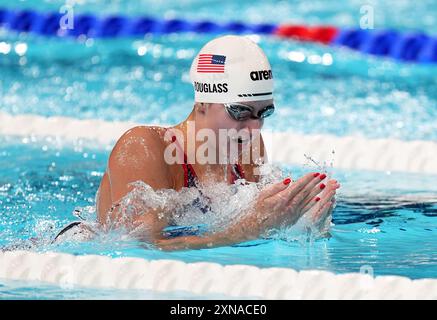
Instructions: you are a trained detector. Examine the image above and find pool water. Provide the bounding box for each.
[0,2,436,141]
[0,0,436,299]
[0,278,244,300]
[1,137,436,280]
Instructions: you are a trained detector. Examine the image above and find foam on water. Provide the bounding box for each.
[0,162,335,251]
[98,163,336,245]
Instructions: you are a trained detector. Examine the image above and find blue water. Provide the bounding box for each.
[2,0,436,33]
[0,1,436,140]
[0,278,244,300]
[1,137,436,281]
[0,0,437,299]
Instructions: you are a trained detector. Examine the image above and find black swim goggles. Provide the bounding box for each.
[223,103,275,121]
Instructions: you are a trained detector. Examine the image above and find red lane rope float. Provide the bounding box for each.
[274,24,339,44]
[0,6,435,63]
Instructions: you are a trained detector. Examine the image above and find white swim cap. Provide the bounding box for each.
[190,35,274,103]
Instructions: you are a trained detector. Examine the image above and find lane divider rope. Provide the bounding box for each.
[1,250,436,299]
[1,112,436,174]
[0,7,436,63]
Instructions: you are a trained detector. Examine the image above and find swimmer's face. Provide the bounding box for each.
[195,99,273,157]
[197,99,273,132]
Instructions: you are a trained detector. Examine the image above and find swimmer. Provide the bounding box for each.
[55,35,340,250]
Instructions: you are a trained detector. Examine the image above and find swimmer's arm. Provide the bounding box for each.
[155,233,253,251]
[154,212,260,251]
[99,126,172,233]
[155,135,268,250]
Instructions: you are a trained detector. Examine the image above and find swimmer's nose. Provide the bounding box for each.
[243,118,263,131]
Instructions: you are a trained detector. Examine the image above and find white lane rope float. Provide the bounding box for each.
[1,250,436,299]
[1,112,437,174]
[1,111,436,298]
[0,251,437,299]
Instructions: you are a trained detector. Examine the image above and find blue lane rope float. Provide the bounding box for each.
[0,7,435,63]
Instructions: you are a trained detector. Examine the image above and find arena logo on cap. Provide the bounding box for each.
[197,54,226,73]
[250,70,273,81]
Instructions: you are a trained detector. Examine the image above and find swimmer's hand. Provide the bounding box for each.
[155,172,332,250]
[241,172,338,236]
[300,178,340,232]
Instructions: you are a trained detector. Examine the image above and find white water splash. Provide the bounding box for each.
[23,163,334,249]
[303,150,336,179]
[101,163,332,243]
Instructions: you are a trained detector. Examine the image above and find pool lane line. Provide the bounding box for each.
[0,250,436,299]
[1,112,437,174]
[0,7,436,63]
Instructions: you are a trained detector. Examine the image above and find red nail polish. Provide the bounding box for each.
[283,178,291,185]
[319,173,327,180]
[320,183,326,190]
[315,197,321,202]
[313,173,320,177]
[171,136,176,142]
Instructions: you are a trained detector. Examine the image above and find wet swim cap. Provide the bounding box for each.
[190,35,274,103]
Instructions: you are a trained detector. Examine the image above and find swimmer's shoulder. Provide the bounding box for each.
[127,125,165,140]
[112,125,167,152]
[109,125,170,171]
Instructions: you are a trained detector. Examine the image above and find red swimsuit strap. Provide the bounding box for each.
[168,130,245,187]
[182,153,198,188]
[184,161,245,187]
[168,131,196,188]
[234,163,245,180]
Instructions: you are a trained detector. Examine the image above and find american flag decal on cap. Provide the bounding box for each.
[197,54,226,73]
